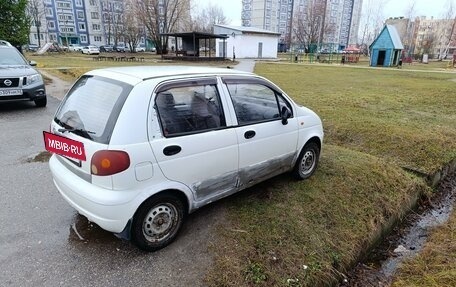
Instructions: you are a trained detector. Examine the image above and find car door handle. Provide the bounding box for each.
[244,130,256,139]
[163,145,182,156]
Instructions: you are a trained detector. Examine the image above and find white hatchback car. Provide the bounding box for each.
[45,66,323,251]
[81,45,100,55]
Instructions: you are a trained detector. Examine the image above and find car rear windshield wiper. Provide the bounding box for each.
[54,117,95,140]
[58,127,95,140]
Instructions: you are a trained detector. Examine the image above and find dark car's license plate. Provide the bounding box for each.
[0,89,22,96]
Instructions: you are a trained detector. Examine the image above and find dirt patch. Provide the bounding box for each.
[39,69,73,100]
[340,172,456,287]
[26,151,52,163]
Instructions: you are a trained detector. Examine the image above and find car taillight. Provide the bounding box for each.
[91,150,130,176]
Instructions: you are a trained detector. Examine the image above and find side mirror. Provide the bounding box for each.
[281,106,291,125]
[29,60,37,66]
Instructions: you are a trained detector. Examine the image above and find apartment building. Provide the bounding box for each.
[27,0,190,48]
[386,16,456,58]
[242,0,363,50]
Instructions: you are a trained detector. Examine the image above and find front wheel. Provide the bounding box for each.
[34,97,47,107]
[131,193,185,252]
[292,142,320,179]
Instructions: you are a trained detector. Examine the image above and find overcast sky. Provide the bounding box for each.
[193,0,455,26]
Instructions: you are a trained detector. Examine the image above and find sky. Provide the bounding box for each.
[193,0,454,26]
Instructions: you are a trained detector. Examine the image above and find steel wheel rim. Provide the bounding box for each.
[300,150,316,176]
[143,203,178,242]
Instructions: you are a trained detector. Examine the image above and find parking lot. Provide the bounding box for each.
[0,97,221,286]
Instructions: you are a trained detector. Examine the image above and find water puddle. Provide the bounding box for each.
[341,173,456,286]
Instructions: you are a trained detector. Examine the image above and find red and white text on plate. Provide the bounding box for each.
[43,131,86,161]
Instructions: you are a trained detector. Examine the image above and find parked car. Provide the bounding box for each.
[25,44,39,52]
[0,40,46,107]
[45,66,323,251]
[81,45,100,55]
[135,44,146,52]
[113,43,126,52]
[68,44,82,52]
[99,45,113,52]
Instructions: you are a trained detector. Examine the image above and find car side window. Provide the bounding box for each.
[155,83,226,137]
[226,83,287,125]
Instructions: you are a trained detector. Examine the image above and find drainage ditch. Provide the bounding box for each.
[340,172,456,286]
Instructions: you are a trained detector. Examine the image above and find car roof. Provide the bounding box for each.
[87,66,253,85]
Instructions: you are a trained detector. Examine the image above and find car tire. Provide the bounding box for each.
[292,142,320,180]
[34,97,47,107]
[131,193,185,252]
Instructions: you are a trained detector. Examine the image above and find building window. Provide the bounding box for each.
[48,21,55,29]
[89,0,96,5]
[46,8,53,16]
[80,35,87,42]
[57,2,71,8]
[77,11,84,19]
[78,23,86,30]
[92,24,101,31]
[75,0,83,6]
[50,34,56,41]
[94,36,102,41]
[91,12,99,19]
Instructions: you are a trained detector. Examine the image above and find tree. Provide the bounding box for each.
[402,0,417,54]
[190,3,228,33]
[292,0,332,52]
[123,0,142,52]
[102,0,125,45]
[26,0,46,47]
[0,0,29,47]
[359,0,390,55]
[436,0,456,60]
[134,0,190,54]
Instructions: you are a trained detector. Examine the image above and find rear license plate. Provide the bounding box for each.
[43,131,86,161]
[0,89,23,96]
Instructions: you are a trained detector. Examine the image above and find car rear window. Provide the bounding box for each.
[54,75,132,144]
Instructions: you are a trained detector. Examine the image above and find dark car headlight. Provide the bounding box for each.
[25,73,44,86]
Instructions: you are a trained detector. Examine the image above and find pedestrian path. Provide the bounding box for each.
[234,59,255,73]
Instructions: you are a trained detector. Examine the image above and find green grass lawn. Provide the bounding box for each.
[256,63,456,175]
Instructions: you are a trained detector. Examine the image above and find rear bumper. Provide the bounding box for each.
[49,155,139,233]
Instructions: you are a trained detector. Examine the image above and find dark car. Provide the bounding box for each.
[99,45,113,52]
[113,44,126,52]
[0,40,47,107]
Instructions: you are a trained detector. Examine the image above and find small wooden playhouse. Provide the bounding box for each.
[369,25,404,67]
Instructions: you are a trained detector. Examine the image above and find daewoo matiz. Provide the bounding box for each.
[45,66,323,251]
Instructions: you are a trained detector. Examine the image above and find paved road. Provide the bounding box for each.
[0,95,223,286]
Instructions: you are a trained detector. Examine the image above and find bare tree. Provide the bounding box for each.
[359,0,390,54]
[190,3,228,33]
[403,0,417,54]
[123,0,141,51]
[26,0,46,47]
[134,0,190,54]
[292,0,332,52]
[436,0,456,60]
[102,0,125,45]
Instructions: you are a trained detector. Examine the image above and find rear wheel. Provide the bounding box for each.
[293,142,320,179]
[34,97,47,107]
[131,193,185,252]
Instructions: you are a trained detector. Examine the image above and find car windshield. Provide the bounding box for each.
[54,75,132,144]
[0,48,29,65]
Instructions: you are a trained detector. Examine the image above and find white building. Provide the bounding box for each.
[214,24,280,59]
